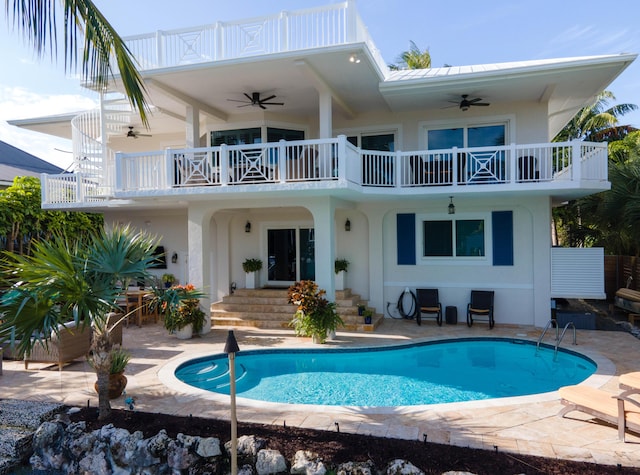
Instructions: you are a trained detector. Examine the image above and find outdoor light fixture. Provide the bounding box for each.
[171,252,178,263]
[224,330,240,475]
[345,218,351,232]
[245,221,251,233]
[349,54,360,64]
[448,196,456,215]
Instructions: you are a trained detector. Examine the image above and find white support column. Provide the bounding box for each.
[187,205,214,334]
[318,90,332,139]
[186,105,200,149]
[307,199,336,301]
[365,209,385,314]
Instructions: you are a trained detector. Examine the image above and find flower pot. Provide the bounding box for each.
[335,271,345,291]
[364,315,372,325]
[94,371,128,399]
[326,329,336,341]
[358,306,365,316]
[246,271,256,289]
[174,323,193,340]
[312,333,325,344]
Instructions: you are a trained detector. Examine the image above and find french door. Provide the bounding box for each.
[267,228,315,286]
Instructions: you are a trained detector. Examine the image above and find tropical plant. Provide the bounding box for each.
[334,258,349,274]
[242,258,263,273]
[0,225,158,419]
[287,280,343,343]
[389,40,431,70]
[89,346,130,374]
[5,0,149,125]
[155,284,207,334]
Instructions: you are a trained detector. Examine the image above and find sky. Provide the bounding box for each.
[1,0,639,170]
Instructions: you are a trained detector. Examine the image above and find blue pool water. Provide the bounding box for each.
[175,338,596,406]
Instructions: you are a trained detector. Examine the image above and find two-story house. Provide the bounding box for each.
[11,2,636,330]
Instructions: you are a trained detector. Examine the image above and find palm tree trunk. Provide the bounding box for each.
[92,326,113,419]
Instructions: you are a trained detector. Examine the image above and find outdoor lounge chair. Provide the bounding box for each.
[558,384,640,442]
[466,290,494,329]
[24,321,92,371]
[416,288,442,326]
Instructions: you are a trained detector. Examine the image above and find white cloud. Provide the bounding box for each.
[0,85,97,170]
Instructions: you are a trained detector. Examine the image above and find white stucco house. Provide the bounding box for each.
[11,2,636,329]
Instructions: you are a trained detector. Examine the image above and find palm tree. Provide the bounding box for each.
[0,225,158,419]
[389,40,431,70]
[5,0,149,125]
[553,91,637,143]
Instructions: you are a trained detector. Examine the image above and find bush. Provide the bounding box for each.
[287,280,343,343]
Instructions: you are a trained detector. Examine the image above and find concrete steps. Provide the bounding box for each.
[211,288,383,332]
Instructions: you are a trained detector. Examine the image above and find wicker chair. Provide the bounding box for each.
[24,321,92,371]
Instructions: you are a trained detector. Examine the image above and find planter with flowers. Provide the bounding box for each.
[157,284,207,339]
[334,258,349,291]
[242,258,263,289]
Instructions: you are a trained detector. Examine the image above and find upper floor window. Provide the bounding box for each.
[427,124,505,150]
[347,133,395,152]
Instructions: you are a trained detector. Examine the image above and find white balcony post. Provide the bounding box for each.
[156,30,164,68]
[337,135,347,184]
[452,147,459,186]
[76,173,84,203]
[279,11,289,51]
[220,144,229,185]
[572,140,582,182]
[509,143,517,183]
[278,140,287,183]
[165,149,173,188]
[114,152,123,192]
[215,22,223,60]
[345,0,358,42]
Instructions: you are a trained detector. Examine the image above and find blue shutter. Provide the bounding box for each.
[492,211,513,266]
[397,213,416,265]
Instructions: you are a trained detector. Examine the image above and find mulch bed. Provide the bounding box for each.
[70,407,640,475]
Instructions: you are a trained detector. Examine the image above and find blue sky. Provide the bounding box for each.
[1,0,639,169]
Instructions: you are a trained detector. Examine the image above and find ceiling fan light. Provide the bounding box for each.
[461,104,469,111]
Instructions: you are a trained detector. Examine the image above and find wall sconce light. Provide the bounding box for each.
[345,218,351,232]
[349,54,361,64]
[448,196,456,215]
[171,252,178,263]
[245,221,251,233]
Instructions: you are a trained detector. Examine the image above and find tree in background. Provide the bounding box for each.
[552,91,639,253]
[4,0,149,125]
[389,40,432,70]
[0,176,102,254]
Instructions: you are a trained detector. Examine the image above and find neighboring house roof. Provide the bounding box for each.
[0,140,63,187]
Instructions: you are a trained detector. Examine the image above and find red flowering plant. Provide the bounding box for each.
[287,280,343,343]
[151,283,207,334]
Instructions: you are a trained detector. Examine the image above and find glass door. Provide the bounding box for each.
[267,228,315,286]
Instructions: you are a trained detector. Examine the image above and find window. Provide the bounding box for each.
[347,133,395,151]
[426,124,505,150]
[423,219,485,258]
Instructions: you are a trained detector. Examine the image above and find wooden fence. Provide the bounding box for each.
[604,255,640,300]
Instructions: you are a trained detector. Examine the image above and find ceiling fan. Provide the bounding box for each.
[126,126,152,139]
[451,94,490,111]
[227,92,284,110]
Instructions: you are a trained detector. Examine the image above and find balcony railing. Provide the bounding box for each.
[120,2,387,74]
[41,138,607,206]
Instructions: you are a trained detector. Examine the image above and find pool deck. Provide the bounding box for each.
[2,319,640,468]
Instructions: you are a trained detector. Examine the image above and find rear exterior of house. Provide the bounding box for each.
[14,2,636,329]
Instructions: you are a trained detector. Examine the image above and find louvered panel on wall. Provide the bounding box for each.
[551,247,605,299]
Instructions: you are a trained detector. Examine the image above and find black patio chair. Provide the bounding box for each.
[467,290,495,329]
[416,288,442,326]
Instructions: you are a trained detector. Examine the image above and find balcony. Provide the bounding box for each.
[41,137,608,207]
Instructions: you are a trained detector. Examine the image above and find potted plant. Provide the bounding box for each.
[334,258,349,291]
[158,284,206,339]
[242,258,263,289]
[287,280,344,344]
[363,309,373,325]
[357,304,366,316]
[90,347,131,399]
[161,273,175,288]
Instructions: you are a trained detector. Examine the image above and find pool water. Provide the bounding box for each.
[175,338,596,406]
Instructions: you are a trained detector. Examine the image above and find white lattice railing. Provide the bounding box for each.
[120,3,387,72]
[41,139,608,205]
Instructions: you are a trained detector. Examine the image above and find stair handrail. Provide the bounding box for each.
[554,322,577,357]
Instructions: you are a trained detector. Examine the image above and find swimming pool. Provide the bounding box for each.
[174,338,596,407]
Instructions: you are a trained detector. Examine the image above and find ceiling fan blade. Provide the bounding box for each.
[244,93,254,102]
[261,101,284,106]
[468,97,483,104]
[227,98,251,103]
[259,95,276,103]
[259,104,267,110]
[472,102,490,106]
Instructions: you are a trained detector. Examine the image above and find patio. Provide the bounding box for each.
[2,319,640,468]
